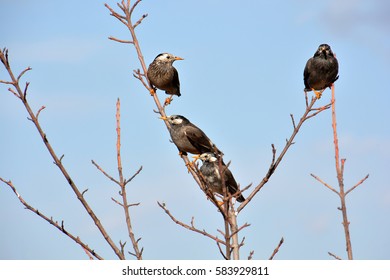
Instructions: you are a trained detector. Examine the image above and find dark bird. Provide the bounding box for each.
[160,115,222,156]
[304,44,339,99]
[147,53,183,105]
[195,152,245,203]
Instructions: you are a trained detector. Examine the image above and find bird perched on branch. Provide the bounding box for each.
[194,152,245,203]
[147,53,183,105]
[160,115,222,157]
[304,44,339,99]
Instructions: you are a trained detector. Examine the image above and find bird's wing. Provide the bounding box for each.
[220,164,245,202]
[184,125,213,154]
[170,67,180,95]
[303,58,313,90]
[173,67,180,88]
[223,166,238,194]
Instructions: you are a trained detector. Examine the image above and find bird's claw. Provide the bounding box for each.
[149,89,156,96]
[164,96,173,106]
[313,89,324,99]
[185,161,195,173]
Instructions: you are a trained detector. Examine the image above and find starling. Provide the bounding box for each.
[304,44,339,99]
[161,115,222,156]
[196,152,245,203]
[147,53,183,105]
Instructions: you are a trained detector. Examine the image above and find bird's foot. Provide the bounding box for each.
[164,96,173,106]
[149,88,156,96]
[217,200,224,207]
[185,160,195,173]
[313,89,324,99]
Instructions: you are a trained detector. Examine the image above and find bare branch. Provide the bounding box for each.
[0,48,125,260]
[23,82,30,100]
[0,178,103,260]
[328,251,342,260]
[228,223,250,239]
[268,237,284,260]
[133,14,148,28]
[91,160,121,186]
[108,36,134,44]
[157,201,226,245]
[247,250,254,260]
[81,188,89,197]
[125,166,143,185]
[36,105,46,119]
[129,0,142,16]
[17,67,32,82]
[238,98,322,212]
[0,79,13,85]
[310,173,340,196]
[217,242,228,260]
[133,69,150,91]
[111,197,124,207]
[345,174,369,196]
[331,85,353,260]
[115,98,143,260]
[290,114,296,130]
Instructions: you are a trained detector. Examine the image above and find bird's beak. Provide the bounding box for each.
[192,154,201,162]
[159,116,168,120]
[174,56,184,61]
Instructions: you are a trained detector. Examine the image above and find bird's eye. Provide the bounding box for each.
[166,56,170,59]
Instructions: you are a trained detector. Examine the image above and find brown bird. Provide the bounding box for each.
[147,53,183,105]
[304,44,339,99]
[160,115,222,157]
[195,152,245,203]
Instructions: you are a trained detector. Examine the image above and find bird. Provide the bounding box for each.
[147,53,183,105]
[303,44,339,99]
[195,152,245,203]
[160,115,222,157]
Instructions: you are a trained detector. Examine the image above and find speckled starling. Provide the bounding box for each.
[161,115,222,156]
[196,152,245,203]
[147,53,183,104]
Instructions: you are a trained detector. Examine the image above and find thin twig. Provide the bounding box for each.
[125,166,143,185]
[328,251,342,260]
[228,223,250,239]
[331,85,353,260]
[345,174,369,196]
[157,201,226,246]
[238,96,328,213]
[36,106,46,119]
[108,36,134,44]
[0,178,103,260]
[310,173,339,196]
[115,98,143,260]
[17,67,32,82]
[247,250,254,260]
[133,14,148,29]
[268,237,284,260]
[91,160,121,185]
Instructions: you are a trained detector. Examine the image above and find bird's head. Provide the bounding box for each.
[159,115,189,126]
[154,53,184,64]
[315,44,334,59]
[193,152,218,163]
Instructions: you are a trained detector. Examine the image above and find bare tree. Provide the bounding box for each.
[104,0,331,260]
[311,86,369,260]
[1,1,368,260]
[0,49,142,259]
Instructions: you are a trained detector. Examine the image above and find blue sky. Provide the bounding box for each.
[1,0,389,260]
